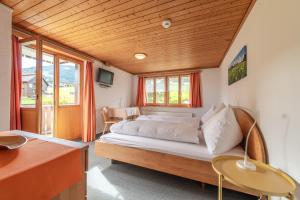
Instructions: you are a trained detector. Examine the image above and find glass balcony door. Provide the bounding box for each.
[20,37,41,133]
[20,36,83,140]
[55,55,83,139]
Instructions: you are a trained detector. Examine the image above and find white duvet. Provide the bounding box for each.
[110,119,200,144]
[136,115,201,127]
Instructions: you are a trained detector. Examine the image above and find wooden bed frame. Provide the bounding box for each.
[95,108,267,196]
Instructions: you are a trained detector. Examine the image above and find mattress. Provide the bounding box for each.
[99,133,245,161]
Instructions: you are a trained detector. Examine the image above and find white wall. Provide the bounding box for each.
[132,68,221,117]
[0,4,12,131]
[219,0,300,197]
[94,61,134,133]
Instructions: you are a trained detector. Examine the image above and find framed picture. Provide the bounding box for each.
[228,46,247,85]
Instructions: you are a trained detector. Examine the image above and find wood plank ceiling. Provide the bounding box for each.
[1,0,253,74]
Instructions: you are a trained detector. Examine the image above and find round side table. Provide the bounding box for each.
[212,156,296,200]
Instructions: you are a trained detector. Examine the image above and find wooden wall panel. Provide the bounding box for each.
[2,0,255,73]
[56,106,82,140]
[21,108,38,133]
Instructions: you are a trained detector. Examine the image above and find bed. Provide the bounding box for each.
[100,133,245,161]
[95,108,267,196]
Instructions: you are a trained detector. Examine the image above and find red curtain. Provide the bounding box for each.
[136,76,145,107]
[82,61,96,142]
[10,36,22,130]
[190,72,202,107]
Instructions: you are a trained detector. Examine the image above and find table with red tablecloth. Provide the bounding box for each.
[0,131,88,200]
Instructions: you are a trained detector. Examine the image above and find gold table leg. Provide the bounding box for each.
[218,174,223,200]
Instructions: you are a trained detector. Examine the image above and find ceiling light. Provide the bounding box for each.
[162,19,172,29]
[134,53,147,60]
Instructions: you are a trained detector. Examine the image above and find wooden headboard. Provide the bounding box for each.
[233,108,268,163]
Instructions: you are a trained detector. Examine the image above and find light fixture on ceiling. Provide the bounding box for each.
[162,18,172,29]
[134,53,147,60]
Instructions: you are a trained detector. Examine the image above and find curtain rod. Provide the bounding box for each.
[136,67,216,77]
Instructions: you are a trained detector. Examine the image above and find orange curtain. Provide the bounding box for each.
[136,76,145,107]
[82,61,96,142]
[190,72,202,107]
[10,36,22,130]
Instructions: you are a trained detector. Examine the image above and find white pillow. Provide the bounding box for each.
[214,102,226,114]
[201,105,216,124]
[201,103,225,124]
[202,107,243,154]
[137,115,201,129]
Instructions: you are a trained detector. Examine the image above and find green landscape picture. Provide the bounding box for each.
[228,46,247,85]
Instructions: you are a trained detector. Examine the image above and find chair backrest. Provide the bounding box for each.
[134,107,141,116]
[102,107,110,122]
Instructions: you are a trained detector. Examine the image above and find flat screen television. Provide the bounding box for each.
[97,68,114,87]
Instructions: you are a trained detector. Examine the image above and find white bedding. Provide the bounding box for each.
[100,133,245,161]
[110,119,200,144]
[136,115,201,127]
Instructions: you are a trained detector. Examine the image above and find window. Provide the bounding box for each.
[168,76,179,104]
[21,44,37,107]
[145,78,154,103]
[145,77,166,105]
[155,77,165,104]
[42,52,54,106]
[144,75,191,106]
[59,59,80,105]
[181,75,190,104]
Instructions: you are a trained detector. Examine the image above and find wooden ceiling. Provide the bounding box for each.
[2,0,254,74]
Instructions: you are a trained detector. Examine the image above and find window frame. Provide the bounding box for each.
[20,44,38,108]
[144,77,167,106]
[57,54,83,108]
[20,45,83,109]
[179,74,191,105]
[144,74,191,107]
[154,77,166,105]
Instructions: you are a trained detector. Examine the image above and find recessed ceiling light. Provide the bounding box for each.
[134,53,147,60]
[162,19,172,29]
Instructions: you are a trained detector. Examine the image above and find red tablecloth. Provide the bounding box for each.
[0,132,83,200]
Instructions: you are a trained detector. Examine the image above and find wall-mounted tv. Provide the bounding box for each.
[97,68,114,87]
